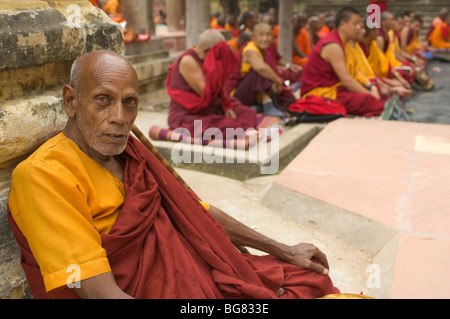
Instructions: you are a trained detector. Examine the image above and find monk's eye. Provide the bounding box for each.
[96,95,111,106]
[123,98,138,107]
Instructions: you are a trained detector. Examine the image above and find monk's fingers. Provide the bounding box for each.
[301,258,329,275]
[312,247,330,271]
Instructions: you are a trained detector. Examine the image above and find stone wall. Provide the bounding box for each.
[0,0,123,298]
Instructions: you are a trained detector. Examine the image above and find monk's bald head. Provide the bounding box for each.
[70,50,137,96]
[197,29,226,49]
[63,49,139,158]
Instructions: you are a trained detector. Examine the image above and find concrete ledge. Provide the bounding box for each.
[261,182,399,299]
[134,109,323,181]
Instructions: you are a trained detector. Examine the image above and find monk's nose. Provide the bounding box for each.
[109,102,127,125]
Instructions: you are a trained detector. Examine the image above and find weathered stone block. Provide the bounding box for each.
[0,0,124,299]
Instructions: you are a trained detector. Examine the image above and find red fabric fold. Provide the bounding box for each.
[166,41,238,113]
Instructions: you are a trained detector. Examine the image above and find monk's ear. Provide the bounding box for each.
[63,84,79,118]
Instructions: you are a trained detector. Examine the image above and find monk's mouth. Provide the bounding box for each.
[104,134,127,142]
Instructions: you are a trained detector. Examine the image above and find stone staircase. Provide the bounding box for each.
[124,38,177,107]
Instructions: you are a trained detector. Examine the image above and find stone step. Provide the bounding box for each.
[133,108,324,181]
[126,50,170,65]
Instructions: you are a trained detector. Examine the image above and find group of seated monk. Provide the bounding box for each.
[168,5,446,137]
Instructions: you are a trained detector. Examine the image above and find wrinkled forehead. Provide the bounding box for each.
[80,54,138,91]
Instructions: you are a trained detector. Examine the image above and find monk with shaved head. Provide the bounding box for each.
[167,29,258,139]
[7,49,339,299]
[227,23,300,118]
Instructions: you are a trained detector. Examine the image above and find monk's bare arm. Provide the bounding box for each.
[321,43,375,96]
[179,55,206,96]
[75,271,134,299]
[244,50,283,85]
[208,205,329,275]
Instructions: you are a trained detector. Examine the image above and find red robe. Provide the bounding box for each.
[166,42,257,137]
[225,43,297,112]
[7,135,339,299]
[301,29,384,117]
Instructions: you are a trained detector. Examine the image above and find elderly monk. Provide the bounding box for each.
[227,23,300,118]
[300,7,384,117]
[167,29,257,138]
[7,50,339,299]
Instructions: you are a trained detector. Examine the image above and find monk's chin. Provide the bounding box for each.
[95,140,128,156]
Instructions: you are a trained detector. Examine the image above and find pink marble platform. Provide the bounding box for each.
[274,118,450,299]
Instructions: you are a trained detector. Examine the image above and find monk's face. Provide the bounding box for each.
[252,25,274,50]
[341,13,363,41]
[382,14,395,30]
[67,53,139,158]
[411,20,422,34]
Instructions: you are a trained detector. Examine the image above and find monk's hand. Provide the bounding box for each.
[290,64,303,73]
[283,243,330,275]
[225,109,237,119]
[272,82,283,95]
[369,85,381,100]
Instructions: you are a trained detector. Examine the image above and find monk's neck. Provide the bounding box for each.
[194,47,206,60]
[337,29,350,45]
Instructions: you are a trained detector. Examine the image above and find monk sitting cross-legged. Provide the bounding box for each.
[167,29,258,141]
[7,49,340,299]
[300,6,384,117]
[356,25,413,98]
[228,23,300,118]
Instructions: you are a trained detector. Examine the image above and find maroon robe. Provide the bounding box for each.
[225,43,297,112]
[7,135,340,299]
[301,29,384,117]
[167,42,257,137]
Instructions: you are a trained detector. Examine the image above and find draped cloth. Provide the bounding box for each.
[166,42,257,136]
[7,135,339,299]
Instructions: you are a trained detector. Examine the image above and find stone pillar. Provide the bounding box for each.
[277,0,293,63]
[166,0,186,32]
[121,0,155,35]
[186,0,210,48]
[0,0,123,299]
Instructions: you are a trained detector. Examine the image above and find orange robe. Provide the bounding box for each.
[293,26,311,67]
[428,22,450,49]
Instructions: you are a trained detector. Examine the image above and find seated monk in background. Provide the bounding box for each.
[376,11,416,84]
[428,16,450,49]
[357,25,413,97]
[300,7,384,117]
[292,13,311,67]
[167,29,257,139]
[7,49,339,299]
[399,16,429,61]
[426,8,448,46]
[227,23,300,118]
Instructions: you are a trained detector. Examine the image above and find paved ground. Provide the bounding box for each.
[135,60,450,299]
